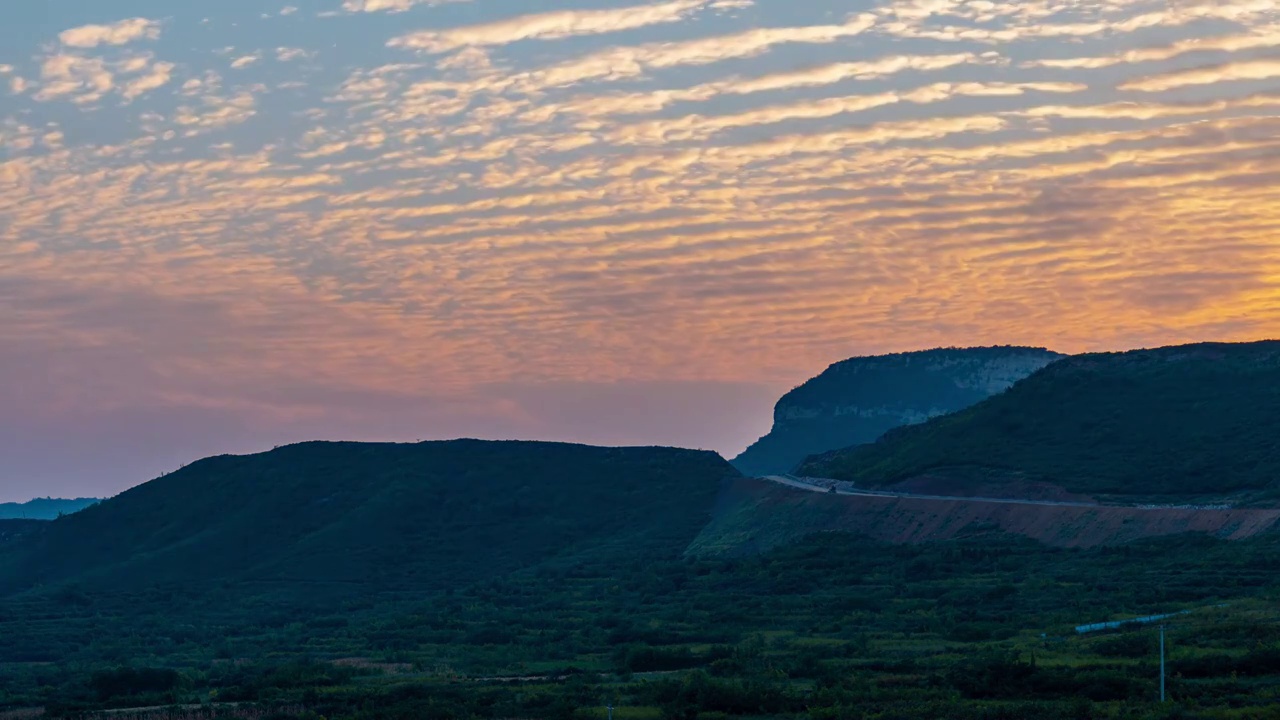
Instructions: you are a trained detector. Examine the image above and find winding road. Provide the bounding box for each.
[759,475,1233,511]
[762,474,1099,507]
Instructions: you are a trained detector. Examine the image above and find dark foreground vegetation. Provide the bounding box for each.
[6,361,1280,720]
[4,529,1280,720]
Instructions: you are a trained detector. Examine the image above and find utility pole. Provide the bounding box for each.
[607,704,614,720]
[1162,622,1172,702]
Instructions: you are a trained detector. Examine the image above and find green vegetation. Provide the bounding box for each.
[3,530,1280,719]
[800,341,1280,500]
[0,520,44,568]
[732,347,1061,477]
[5,352,1280,720]
[0,440,733,598]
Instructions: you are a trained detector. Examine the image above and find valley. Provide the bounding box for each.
[6,0,1280,716]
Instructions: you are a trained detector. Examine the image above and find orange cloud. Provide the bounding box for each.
[4,0,1280,473]
[1121,58,1280,92]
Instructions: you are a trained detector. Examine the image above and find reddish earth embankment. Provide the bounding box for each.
[687,477,1280,555]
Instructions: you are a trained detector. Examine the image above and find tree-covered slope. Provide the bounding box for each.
[0,440,736,598]
[0,520,44,558]
[731,347,1063,476]
[799,341,1280,500]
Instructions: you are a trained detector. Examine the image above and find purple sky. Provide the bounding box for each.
[0,375,785,502]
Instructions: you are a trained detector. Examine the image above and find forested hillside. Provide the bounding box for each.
[0,440,734,599]
[801,341,1280,500]
[6,345,1280,719]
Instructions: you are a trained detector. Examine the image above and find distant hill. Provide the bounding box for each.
[800,341,1280,501]
[0,497,100,520]
[731,347,1064,476]
[0,440,736,598]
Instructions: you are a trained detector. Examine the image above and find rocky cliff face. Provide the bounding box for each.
[730,347,1064,477]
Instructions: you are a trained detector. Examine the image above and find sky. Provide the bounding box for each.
[2,0,1279,501]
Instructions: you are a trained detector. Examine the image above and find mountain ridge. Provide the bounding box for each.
[799,340,1280,501]
[4,341,1277,605]
[5,343,1280,719]
[0,439,736,599]
[0,497,101,520]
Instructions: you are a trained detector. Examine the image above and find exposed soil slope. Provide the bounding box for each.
[689,477,1280,555]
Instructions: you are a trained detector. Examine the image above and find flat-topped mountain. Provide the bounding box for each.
[0,440,736,598]
[0,497,100,520]
[731,347,1064,476]
[800,341,1280,502]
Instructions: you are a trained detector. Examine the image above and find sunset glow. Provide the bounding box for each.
[3,0,1279,499]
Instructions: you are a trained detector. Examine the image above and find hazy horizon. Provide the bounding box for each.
[4,0,1280,502]
[4,337,1270,504]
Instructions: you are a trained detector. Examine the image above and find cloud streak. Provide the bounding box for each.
[1121,58,1280,92]
[59,18,161,48]
[3,0,1280,498]
[344,0,471,12]
[388,0,719,53]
